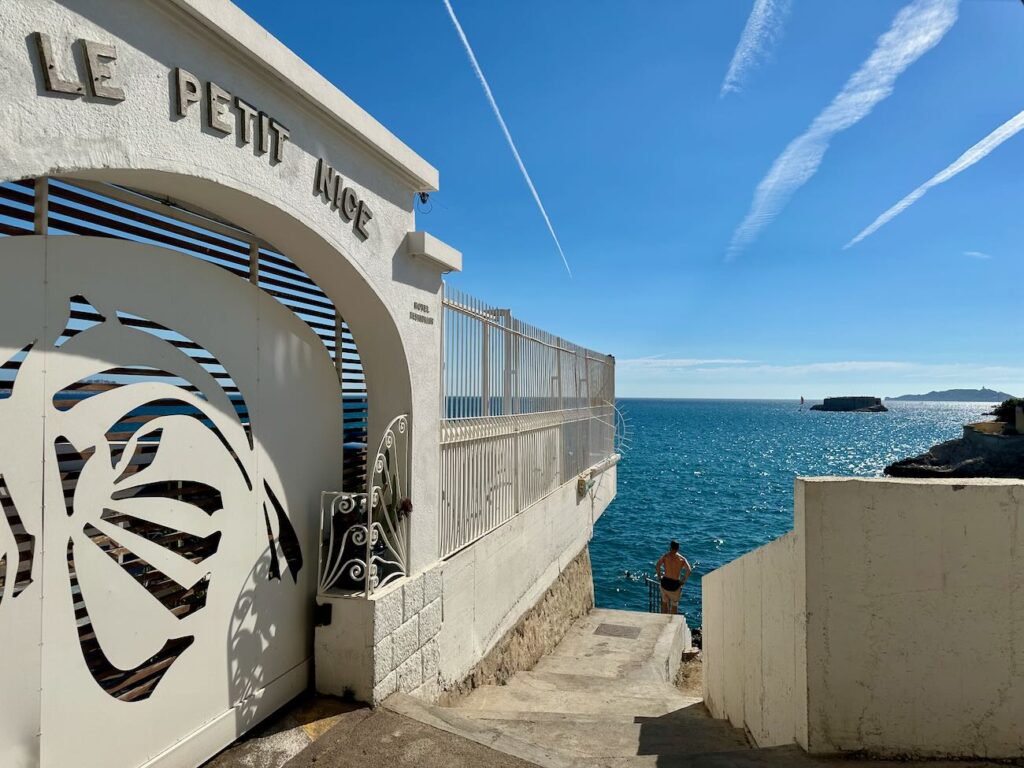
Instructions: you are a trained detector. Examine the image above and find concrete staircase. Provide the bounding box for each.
[388,609,756,768]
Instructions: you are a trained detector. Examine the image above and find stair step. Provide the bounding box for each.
[495,670,699,700]
[412,609,753,766]
[558,745,817,768]
[454,683,696,718]
[448,706,750,758]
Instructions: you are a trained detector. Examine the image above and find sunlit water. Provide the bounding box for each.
[591,398,995,627]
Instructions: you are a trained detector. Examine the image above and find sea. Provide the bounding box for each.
[590,398,998,627]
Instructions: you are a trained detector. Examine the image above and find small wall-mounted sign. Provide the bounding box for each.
[32,32,125,101]
[409,302,434,325]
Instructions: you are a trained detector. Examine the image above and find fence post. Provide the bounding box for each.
[481,316,490,417]
[511,317,520,415]
[33,177,48,235]
[248,241,259,286]
[556,343,563,411]
[502,313,512,416]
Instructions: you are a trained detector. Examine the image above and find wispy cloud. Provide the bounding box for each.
[727,0,958,260]
[964,250,992,260]
[619,357,754,369]
[721,0,792,97]
[845,109,1024,248]
[442,0,572,277]
[620,358,1024,383]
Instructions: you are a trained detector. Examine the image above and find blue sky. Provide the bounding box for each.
[235,0,1023,399]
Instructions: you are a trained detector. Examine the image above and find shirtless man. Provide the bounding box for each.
[655,540,692,615]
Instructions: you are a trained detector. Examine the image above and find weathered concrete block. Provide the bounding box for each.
[438,546,595,703]
[419,598,442,644]
[413,676,440,702]
[373,635,394,682]
[372,669,397,704]
[403,576,424,621]
[423,565,442,604]
[393,615,420,666]
[373,586,404,644]
[396,650,422,694]
[421,638,440,683]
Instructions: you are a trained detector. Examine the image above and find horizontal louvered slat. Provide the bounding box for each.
[1,177,370,499]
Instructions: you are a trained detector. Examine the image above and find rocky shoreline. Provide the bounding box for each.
[885,420,1024,479]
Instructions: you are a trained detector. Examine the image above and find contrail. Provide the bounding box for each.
[721,0,792,97]
[442,0,572,277]
[726,0,958,260]
[845,109,1024,248]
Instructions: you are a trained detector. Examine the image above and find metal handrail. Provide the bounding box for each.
[644,575,661,613]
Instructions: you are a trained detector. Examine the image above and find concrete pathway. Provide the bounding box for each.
[388,609,1010,768]
[209,608,1012,768]
[389,609,753,767]
[281,707,539,768]
[203,694,360,768]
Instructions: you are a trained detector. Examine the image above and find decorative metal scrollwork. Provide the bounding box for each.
[318,414,410,596]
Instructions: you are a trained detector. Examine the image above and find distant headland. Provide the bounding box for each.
[886,388,1015,402]
[810,396,887,413]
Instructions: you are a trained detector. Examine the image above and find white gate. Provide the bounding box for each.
[0,236,343,768]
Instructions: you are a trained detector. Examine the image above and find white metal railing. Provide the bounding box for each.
[439,285,616,557]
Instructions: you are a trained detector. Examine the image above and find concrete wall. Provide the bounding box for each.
[317,466,616,705]
[803,478,1024,758]
[702,531,806,749]
[437,466,616,687]
[438,545,595,701]
[316,563,444,704]
[0,0,452,575]
[703,477,1024,759]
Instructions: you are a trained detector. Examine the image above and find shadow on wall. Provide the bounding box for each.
[229,552,284,734]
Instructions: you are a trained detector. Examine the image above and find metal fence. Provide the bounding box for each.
[439,285,616,558]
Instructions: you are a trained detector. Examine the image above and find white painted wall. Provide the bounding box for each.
[0,0,452,574]
[0,1,459,764]
[703,477,1024,759]
[317,467,616,704]
[702,531,806,749]
[0,3,621,763]
[316,563,443,703]
[437,467,616,686]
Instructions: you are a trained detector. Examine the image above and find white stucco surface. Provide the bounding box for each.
[0,1,453,764]
[437,466,617,687]
[0,0,449,578]
[703,477,1024,758]
[702,531,804,750]
[317,466,616,704]
[1,2,622,764]
[316,563,444,704]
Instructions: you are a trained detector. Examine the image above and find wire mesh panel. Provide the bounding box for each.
[439,285,616,557]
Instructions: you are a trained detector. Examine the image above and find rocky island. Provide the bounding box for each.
[810,396,887,412]
[885,398,1024,478]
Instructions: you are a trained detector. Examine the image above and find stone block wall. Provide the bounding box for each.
[315,562,443,705]
[370,565,443,702]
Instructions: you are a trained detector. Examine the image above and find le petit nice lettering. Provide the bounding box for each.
[31,32,374,241]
